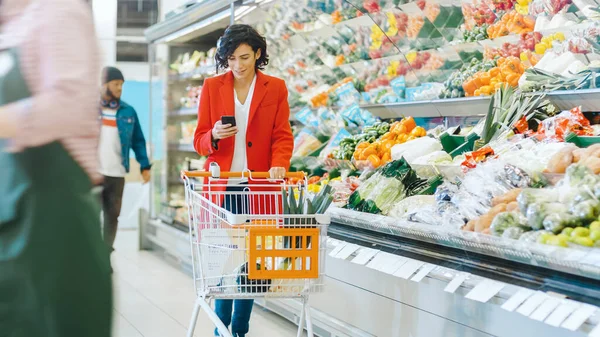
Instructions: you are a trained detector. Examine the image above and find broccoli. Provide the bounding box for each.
[490,212,528,237]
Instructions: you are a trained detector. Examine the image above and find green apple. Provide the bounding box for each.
[571,227,590,238]
[590,221,600,232]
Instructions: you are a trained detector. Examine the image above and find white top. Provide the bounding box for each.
[230,75,257,179]
[98,108,126,177]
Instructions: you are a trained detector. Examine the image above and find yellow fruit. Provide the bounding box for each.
[590,230,600,242]
[554,32,565,41]
[590,221,600,231]
[571,227,590,238]
[535,44,546,55]
[520,52,528,62]
[573,236,594,247]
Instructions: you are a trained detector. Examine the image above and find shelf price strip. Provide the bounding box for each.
[351,248,379,265]
[410,264,436,283]
[501,288,534,312]
[465,279,505,303]
[393,259,425,280]
[530,297,561,322]
[444,273,468,294]
[544,300,580,327]
[516,291,549,316]
[561,304,598,332]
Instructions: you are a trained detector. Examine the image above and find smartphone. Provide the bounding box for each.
[221,115,236,127]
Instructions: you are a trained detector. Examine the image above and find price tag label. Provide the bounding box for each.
[393,259,425,279]
[329,242,347,257]
[380,255,408,275]
[530,297,561,322]
[501,288,534,312]
[444,273,468,294]
[410,264,436,283]
[517,292,548,316]
[589,322,600,337]
[561,304,597,331]
[366,252,388,271]
[545,301,580,327]
[351,248,379,265]
[465,279,505,303]
[334,243,360,260]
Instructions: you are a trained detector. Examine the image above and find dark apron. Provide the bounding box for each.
[0,48,112,337]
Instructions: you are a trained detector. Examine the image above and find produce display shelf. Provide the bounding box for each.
[546,88,600,112]
[168,65,216,83]
[327,214,600,307]
[315,89,600,120]
[168,143,196,152]
[169,108,197,117]
[144,0,233,43]
[328,207,600,282]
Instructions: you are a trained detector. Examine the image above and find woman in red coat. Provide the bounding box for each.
[193,24,294,337]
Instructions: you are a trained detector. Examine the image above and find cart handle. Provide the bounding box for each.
[181,170,306,179]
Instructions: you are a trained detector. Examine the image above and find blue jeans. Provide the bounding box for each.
[215,184,253,337]
[214,298,254,337]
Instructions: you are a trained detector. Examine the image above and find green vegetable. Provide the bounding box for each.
[490,212,527,236]
[517,189,558,214]
[526,202,567,230]
[345,159,437,215]
[543,213,578,234]
[502,227,526,240]
[519,230,551,243]
[571,199,600,222]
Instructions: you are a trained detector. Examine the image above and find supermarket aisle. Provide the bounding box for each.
[111,229,304,337]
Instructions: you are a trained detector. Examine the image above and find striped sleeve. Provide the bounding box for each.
[4,0,102,182]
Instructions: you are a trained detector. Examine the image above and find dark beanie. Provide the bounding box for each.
[102,67,125,84]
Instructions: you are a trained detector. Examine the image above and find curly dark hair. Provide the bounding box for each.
[215,24,269,71]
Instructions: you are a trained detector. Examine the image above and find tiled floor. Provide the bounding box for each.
[112,229,303,337]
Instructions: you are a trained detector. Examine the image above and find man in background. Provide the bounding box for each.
[99,66,151,253]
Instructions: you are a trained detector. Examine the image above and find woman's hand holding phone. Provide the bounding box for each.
[212,120,238,140]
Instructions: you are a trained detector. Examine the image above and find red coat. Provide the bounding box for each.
[193,71,294,216]
[194,70,294,173]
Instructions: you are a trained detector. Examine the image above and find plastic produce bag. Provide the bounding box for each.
[391,137,442,162]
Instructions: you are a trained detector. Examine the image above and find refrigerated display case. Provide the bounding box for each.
[143,1,600,336]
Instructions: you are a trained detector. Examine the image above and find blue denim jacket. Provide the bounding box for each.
[114,101,151,173]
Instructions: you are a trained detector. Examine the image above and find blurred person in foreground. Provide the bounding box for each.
[98,66,151,255]
[0,0,112,336]
[193,24,294,337]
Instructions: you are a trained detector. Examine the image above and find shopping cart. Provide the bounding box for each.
[181,167,330,337]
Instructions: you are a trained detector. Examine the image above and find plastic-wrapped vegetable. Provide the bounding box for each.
[517,188,559,214]
[519,230,551,243]
[490,212,527,236]
[542,213,579,234]
[571,199,600,222]
[502,227,526,240]
[526,202,568,230]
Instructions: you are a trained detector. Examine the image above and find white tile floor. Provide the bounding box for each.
[111,229,303,337]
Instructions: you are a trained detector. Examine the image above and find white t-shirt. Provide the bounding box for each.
[98,108,126,177]
[230,75,257,178]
